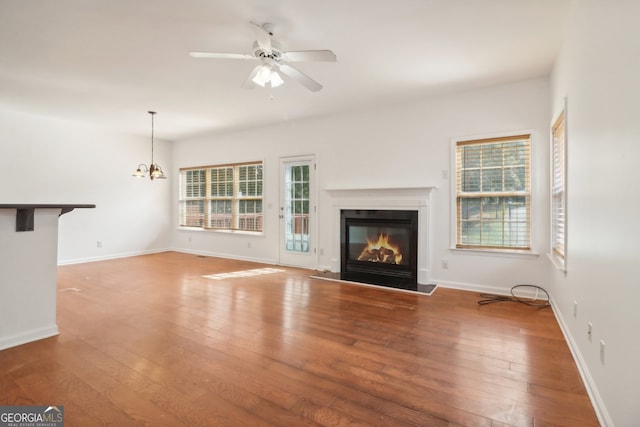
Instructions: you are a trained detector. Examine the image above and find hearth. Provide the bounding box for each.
[340,209,418,290]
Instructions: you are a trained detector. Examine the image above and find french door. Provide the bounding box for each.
[279,155,316,268]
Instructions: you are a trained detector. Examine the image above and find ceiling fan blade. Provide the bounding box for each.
[250,21,272,54]
[282,50,337,62]
[279,64,323,92]
[241,65,262,89]
[190,51,254,60]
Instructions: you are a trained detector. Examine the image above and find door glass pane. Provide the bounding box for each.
[285,164,310,253]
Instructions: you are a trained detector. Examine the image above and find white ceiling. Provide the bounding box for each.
[0,0,571,140]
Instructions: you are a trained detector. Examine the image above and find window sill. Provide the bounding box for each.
[547,252,567,273]
[449,247,540,259]
[177,227,264,237]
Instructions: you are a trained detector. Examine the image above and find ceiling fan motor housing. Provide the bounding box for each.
[252,40,283,62]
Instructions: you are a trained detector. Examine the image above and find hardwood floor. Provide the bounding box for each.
[0,252,599,426]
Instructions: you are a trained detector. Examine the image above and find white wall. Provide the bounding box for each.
[171,77,551,295]
[549,2,640,425]
[0,108,172,263]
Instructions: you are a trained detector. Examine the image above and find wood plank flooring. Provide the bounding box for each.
[0,252,599,426]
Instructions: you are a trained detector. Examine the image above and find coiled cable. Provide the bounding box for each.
[478,284,550,308]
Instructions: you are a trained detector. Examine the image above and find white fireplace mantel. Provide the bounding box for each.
[325,187,436,284]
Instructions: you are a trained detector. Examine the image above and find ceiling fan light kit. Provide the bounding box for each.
[252,64,284,88]
[190,22,336,92]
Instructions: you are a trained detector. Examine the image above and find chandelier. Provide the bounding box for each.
[132,111,166,180]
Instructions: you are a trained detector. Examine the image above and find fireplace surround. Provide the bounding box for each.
[327,187,434,290]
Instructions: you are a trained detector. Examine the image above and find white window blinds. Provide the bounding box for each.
[179,162,263,232]
[551,112,566,264]
[456,134,532,250]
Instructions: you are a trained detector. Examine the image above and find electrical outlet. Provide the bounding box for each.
[573,301,578,318]
[587,322,593,342]
[441,259,449,269]
[247,241,252,249]
[97,240,102,248]
[600,340,606,364]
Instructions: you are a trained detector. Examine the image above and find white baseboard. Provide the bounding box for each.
[58,247,277,268]
[435,279,514,296]
[550,299,612,427]
[57,248,169,266]
[60,246,325,271]
[172,247,277,266]
[0,325,59,351]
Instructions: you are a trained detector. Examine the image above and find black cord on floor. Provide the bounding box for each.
[478,284,550,308]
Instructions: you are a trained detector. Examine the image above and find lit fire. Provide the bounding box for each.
[357,233,403,264]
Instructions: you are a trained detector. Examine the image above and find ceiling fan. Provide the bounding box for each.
[189,22,336,92]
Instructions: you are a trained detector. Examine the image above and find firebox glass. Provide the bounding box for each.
[347,225,410,265]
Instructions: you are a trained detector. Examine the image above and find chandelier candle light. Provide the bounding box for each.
[132,111,166,180]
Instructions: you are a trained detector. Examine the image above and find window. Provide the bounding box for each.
[455,134,531,250]
[551,111,566,267]
[284,163,311,252]
[179,162,263,232]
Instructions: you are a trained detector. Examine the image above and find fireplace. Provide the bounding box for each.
[340,209,418,291]
[327,186,434,290]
